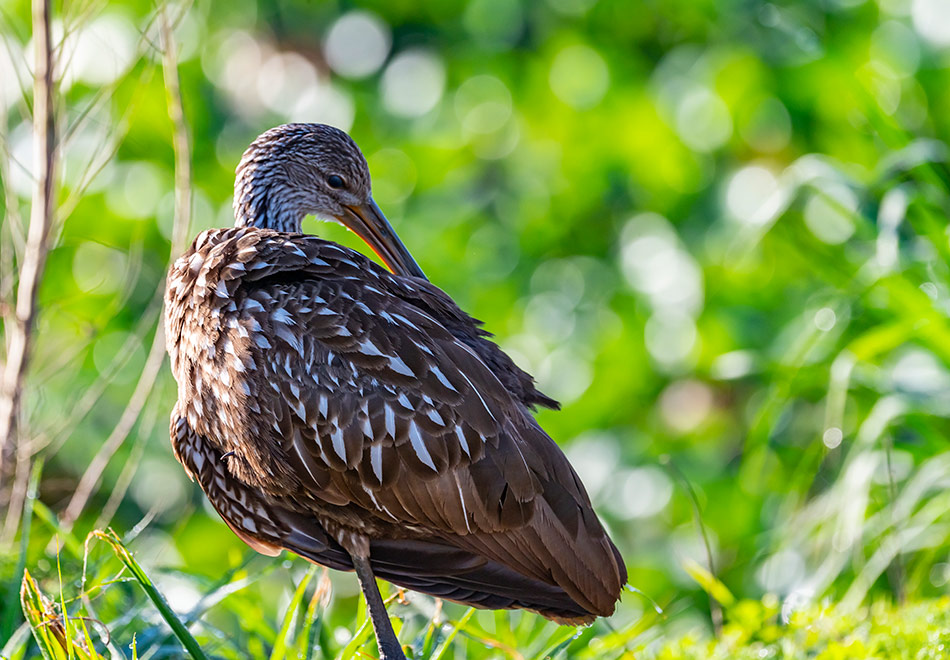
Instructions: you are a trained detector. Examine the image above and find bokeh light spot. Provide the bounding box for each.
[60,13,136,87]
[813,307,836,331]
[871,20,921,77]
[621,214,704,316]
[106,162,166,220]
[258,51,318,115]
[381,50,446,117]
[659,380,713,434]
[675,87,732,152]
[73,242,127,295]
[549,45,609,109]
[455,75,513,135]
[803,183,858,245]
[725,165,783,226]
[823,427,843,449]
[324,11,391,79]
[912,0,950,46]
[291,83,355,131]
[130,458,189,519]
[612,467,674,519]
[645,311,698,369]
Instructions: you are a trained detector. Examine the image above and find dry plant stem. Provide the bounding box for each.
[60,326,166,529]
[93,396,158,529]
[60,8,192,529]
[0,0,56,543]
[162,6,193,257]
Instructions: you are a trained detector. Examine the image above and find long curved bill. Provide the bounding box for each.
[341,199,427,280]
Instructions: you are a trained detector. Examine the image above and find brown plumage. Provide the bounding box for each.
[165,124,626,658]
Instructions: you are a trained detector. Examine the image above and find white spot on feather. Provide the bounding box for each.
[389,356,414,377]
[358,339,386,357]
[430,366,457,392]
[370,444,383,481]
[272,308,294,325]
[391,313,419,330]
[384,405,395,438]
[457,368,497,424]
[408,421,437,471]
[455,477,472,533]
[455,425,470,457]
[330,427,346,461]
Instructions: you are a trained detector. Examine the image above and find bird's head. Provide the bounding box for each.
[234,123,426,279]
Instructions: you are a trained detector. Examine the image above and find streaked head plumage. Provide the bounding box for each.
[234,123,372,231]
[233,123,426,279]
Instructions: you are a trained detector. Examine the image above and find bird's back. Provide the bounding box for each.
[165,226,626,623]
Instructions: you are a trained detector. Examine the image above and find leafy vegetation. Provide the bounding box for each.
[3,0,950,657]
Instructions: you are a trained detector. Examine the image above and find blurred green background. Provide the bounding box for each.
[3,0,950,657]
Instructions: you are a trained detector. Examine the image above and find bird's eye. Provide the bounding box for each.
[327,174,345,189]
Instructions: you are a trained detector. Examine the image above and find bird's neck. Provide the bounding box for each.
[233,168,305,233]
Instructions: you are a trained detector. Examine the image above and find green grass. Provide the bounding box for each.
[11,528,950,659]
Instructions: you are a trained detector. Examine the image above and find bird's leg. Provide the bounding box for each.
[349,550,406,660]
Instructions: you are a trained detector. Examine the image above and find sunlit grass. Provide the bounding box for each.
[12,526,950,659]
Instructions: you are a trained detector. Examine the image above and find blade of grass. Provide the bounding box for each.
[430,608,474,660]
[337,614,373,660]
[339,591,403,660]
[418,598,442,659]
[269,565,316,660]
[87,529,209,660]
[33,498,84,560]
[530,625,578,660]
[300,568,331,660]
[682,558,735,608]
[20,568,66,660]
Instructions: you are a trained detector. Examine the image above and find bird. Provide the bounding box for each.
[164,123,627,659]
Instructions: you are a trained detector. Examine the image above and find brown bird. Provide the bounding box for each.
[164,123,626,659]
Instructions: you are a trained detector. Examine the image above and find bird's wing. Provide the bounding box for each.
[171,227,625,615]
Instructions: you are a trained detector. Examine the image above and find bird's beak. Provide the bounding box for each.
[341,199,427,280]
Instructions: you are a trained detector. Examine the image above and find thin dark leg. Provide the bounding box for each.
[350,552,406,660]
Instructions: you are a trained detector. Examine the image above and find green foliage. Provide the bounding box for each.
[16,535,950,659]
[655,597,950,660]
[2,0,950,657]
